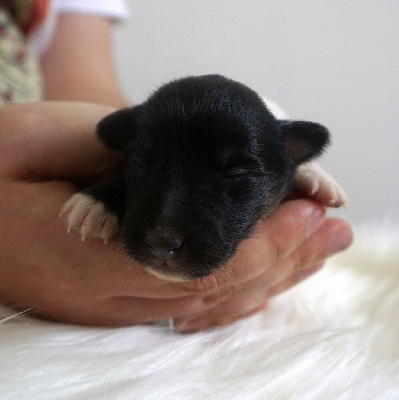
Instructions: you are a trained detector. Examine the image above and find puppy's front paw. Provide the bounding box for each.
[59,193,119,244]
[294,162,348,208]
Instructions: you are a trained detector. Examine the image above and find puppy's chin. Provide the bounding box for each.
[142,261,217,282]
[144,266,191,282]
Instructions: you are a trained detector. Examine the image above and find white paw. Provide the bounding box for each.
[59,193,119,244]
[294,162,348,208]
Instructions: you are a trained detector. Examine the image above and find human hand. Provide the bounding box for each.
[0,102,353,331]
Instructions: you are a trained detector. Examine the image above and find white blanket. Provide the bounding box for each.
[1,226,398,399]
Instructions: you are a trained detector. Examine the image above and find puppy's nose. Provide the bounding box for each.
[146,229,183,261]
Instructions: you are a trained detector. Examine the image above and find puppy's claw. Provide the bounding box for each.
[326,198,348,208]
[60,193,119,244]
[309,180,320,196]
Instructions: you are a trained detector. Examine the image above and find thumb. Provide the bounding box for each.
[0,101,120,180]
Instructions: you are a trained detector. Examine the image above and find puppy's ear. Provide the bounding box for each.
[280,120,330,166]
[97,106,142,151]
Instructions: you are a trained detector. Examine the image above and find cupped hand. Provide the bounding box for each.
[0,102,353,331]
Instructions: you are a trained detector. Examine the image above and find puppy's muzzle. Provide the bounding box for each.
[145,228,184,261]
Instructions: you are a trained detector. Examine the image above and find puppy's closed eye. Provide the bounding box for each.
[226,167,252,178]
[224,156,264,178]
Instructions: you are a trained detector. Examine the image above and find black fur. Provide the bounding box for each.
[88,75,329,280]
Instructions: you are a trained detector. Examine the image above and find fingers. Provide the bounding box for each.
[267,262,325,298]
[85,288,269,329]
[263,217,353,289]
[171,217,353,332]
[268,219,353,296]
[174,298,268,333]
[0,101,120,180]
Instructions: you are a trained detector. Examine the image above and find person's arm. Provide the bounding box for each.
[40,14,127,107]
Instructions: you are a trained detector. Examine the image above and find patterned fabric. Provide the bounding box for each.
[6,0,49,34]
[0,2,43,105]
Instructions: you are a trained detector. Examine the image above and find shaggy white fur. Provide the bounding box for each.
[1,226,399,400]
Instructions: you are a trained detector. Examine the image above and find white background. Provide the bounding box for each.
[113,0,399,225]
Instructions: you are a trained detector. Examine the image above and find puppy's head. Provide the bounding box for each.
[97,75,329,281]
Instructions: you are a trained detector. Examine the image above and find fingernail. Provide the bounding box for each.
[328,227,353,255]
[307,207,325,237]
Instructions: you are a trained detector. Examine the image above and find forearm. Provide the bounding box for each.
[40,14,128,108]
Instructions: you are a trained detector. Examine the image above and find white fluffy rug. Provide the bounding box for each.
[1,225,399,400]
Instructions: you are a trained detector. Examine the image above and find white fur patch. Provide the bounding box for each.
[59,193,119,244]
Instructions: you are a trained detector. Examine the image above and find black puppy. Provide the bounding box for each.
[60,75,347,281]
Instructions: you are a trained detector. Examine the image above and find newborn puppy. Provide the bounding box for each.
[60,75,347,281]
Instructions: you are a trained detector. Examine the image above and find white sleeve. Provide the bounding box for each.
[31,0,130,55]
[53,0,129,21]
